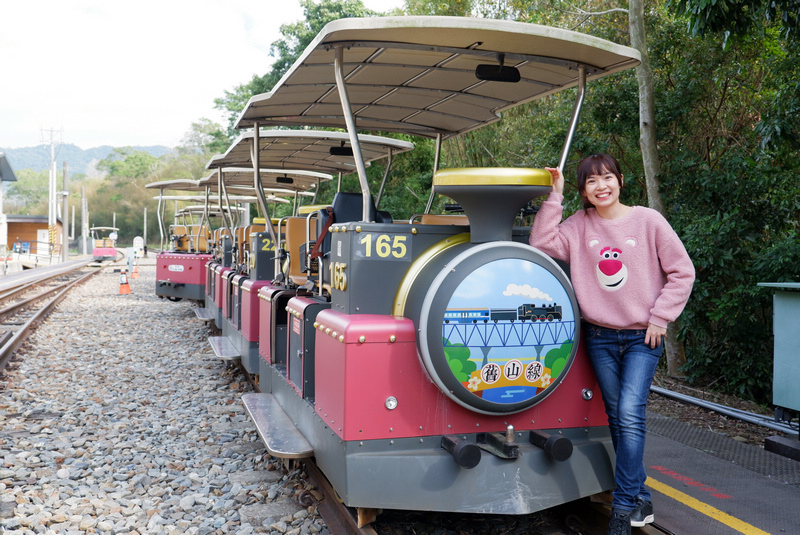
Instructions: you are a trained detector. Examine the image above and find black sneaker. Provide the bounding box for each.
[630,496,654,527]
[608,510,632,535]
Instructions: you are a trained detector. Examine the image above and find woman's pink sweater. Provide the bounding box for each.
[529,192,695,330]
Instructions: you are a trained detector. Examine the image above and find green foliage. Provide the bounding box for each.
[663,152,800,401]
[443,339,477,382]
[5,169,50,214]
[403,0,473,16]
[97,148,160,182]
[544,342,572,378]
[670,0,800,43]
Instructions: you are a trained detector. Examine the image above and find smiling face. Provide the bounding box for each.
[582,169,623,209]
[576,154,625,210]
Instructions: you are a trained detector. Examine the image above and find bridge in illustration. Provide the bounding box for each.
[443,320,576,350]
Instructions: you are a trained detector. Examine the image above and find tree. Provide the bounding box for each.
[97,148,160,185]
[671,0,800,43]
[670,0,800,150]
[4,169,50,215]
[403,0,473,15]
[628,0,690,376]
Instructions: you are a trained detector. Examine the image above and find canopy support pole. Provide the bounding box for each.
[334,46,372,222]
[424,133,443,214]
[375,149,393,209]
[156,190,165,252]
[557,66,587,173]
[250,123,281,278]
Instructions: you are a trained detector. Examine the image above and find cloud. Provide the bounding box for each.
[502,283,553,302]
[0,0,401,150]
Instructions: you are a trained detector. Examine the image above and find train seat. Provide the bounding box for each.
[235,226,249,263]
[315,192,390,257]
[285,217,318,286]
[188,225,210,252]
[170,225,189,251]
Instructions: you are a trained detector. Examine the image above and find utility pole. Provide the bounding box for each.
[41,128,62,256]
[81,186,88,255]
[61,162,69,262]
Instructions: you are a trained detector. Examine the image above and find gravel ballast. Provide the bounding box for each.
[0,262,324,535]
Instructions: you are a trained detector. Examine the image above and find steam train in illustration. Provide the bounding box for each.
[445,303,564,323]
[151,16,641,527]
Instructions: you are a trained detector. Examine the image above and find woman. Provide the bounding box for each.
[529,154,694,535]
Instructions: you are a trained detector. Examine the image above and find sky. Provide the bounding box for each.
[1,0,404,151]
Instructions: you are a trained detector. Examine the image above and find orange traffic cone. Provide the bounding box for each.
[131,259,139,279]
[119,269,132,294]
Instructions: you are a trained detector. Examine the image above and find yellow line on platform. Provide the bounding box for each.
[646,477,771,535]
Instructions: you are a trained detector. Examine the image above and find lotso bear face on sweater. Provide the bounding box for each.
[588,237,637,292]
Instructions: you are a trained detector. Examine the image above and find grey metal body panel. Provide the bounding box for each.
[327,221,469,315]
[250,232,277,281]
[155,281,205,301]
[770,288,800,412]
[287,297,331,400]
[326,222,535,316]
[262,366,614,514]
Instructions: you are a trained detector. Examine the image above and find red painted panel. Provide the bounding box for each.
[314,309,607,441]
[241,279,272,342]
[214,266,231,309]
[155,253,212,285]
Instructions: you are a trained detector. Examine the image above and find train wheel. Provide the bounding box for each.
[167,296,183,302]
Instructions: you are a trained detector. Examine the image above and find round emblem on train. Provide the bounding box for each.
[415,241,580,415]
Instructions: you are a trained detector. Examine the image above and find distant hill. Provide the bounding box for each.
[0,144,172,177]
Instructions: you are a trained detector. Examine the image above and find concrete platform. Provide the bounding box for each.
[644,411,800,534]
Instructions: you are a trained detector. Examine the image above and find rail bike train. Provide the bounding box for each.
[147,176,278,302]
[90,226,119,261]
[155,16,641,526]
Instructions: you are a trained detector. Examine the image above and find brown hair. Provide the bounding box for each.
[576,154,623,209]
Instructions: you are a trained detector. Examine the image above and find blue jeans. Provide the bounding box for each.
[584,323,661,512]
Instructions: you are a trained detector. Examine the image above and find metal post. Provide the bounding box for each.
[81,185,88,255]
[424,134,443,214]
[334,46,372,222]
[143,207,147,252]
[557,66,587,173]
[61,162,69,262]
[250,125,280,276]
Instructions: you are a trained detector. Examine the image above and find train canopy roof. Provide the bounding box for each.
[235,16,641,138]
[200,165,332,194]
[208,129,414,176]
[144,178,203,191]
[153,195,263,204]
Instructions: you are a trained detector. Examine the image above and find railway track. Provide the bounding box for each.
[0,261,100,372]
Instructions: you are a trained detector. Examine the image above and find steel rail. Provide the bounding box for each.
[0,267,100,371]
[650,385,799,438]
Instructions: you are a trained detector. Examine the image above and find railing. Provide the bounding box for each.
[2,241,65,274]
